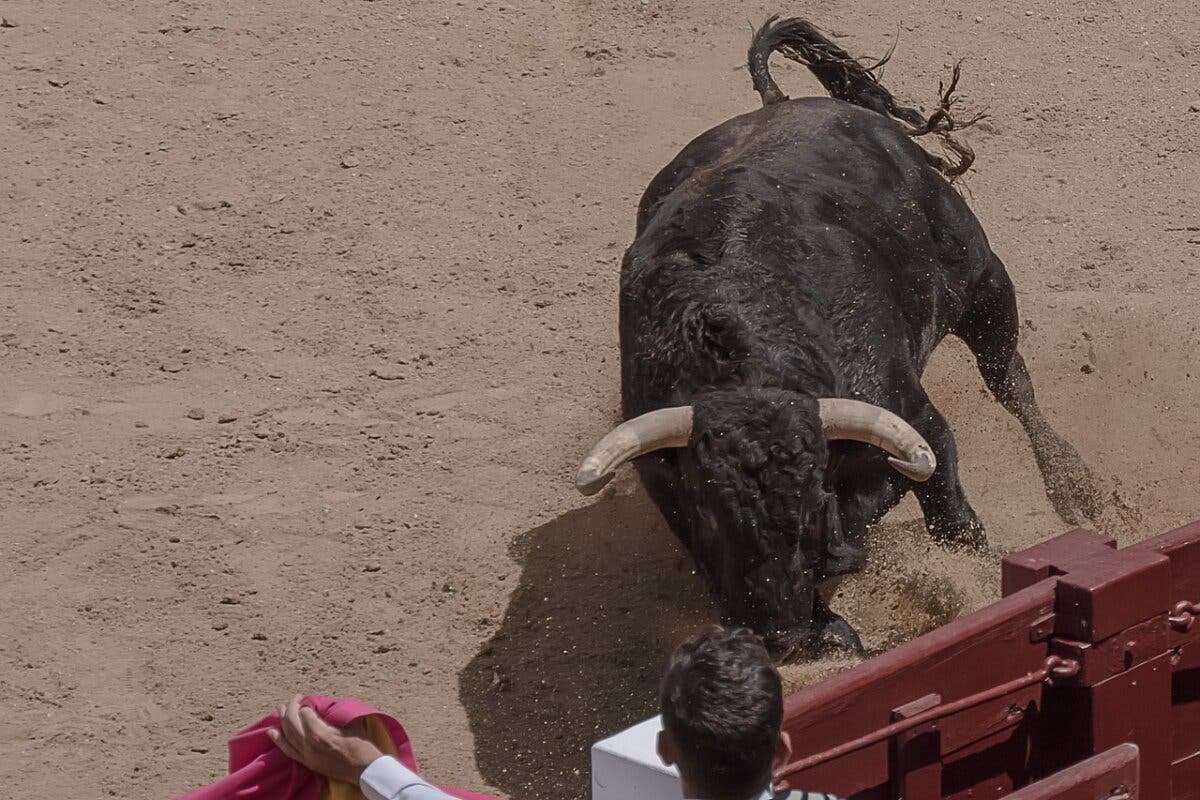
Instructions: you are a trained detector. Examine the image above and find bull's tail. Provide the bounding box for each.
[747,16,922,124]
[747,16,980,180]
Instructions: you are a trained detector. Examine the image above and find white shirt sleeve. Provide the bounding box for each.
[359,755,460,800]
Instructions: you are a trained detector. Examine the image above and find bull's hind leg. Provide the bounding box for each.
[954,257,1101,525]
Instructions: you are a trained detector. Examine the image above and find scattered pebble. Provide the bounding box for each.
[161,363,184,373]
[48,77,68,88]
[134,421,149,428]
[0,18,16,27]
[219,596,240,605]
[1081,364,1095,374]
[212,623,228,631]
[92,95,109,105]
[340,153,360,168]
[251,633,267,641]
[362,563,381,571]
[369,368,405,381]
[217,414,238,424]
[186,407,205,420]
[163,446,186,459]
[267,372,283,379]
[1189,104,1199,113]
[974,15,982,23]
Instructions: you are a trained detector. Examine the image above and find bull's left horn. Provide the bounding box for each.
[818,398,937,482]
[575,406,694,495]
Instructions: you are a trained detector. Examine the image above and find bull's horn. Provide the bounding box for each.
[818,398,937,482]
[575,406,694,495]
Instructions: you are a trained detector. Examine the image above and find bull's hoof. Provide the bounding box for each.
[816,615,865,657]
[768,616,865,663]
[823,541,867,578]
[929,514,987,551]
[1030,428,1102,526]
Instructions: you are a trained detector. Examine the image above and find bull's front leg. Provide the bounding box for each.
[812,592,865,655]
[766,591,865,661]
[906,392,987,548]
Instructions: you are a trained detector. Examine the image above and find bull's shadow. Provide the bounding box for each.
[459,478,714,800]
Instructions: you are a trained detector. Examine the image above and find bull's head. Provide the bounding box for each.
[575,392,936,656]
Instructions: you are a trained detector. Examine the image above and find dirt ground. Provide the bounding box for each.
[1,0,1198,798]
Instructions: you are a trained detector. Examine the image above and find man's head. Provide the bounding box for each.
[657,626,792,800]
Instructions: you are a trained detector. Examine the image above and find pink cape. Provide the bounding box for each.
[176,695,499,800]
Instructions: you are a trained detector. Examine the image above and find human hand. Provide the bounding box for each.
[267,695,384,785]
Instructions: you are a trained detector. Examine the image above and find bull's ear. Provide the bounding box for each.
[575,406,695,495]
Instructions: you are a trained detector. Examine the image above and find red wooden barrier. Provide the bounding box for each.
[773,520,1200,799]
[1002,744,1138,800]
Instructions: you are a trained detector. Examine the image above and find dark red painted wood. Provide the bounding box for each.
[1000,744,1138,799]
[777,583,1054,798]
[890,694,941,800]
[774,520,1200,799]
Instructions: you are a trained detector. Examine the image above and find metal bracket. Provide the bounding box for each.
[1168,599,1199,632]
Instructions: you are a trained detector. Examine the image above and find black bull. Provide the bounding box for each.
[576,18,1100,658]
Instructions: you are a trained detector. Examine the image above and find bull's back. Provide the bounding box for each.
[636,98,930,232]
[629,96,990,369]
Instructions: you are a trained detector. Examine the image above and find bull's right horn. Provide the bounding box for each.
[575,406,694,495]
[818,398,937,481]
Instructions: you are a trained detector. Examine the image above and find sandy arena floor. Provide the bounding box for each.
[1,1,1198,798]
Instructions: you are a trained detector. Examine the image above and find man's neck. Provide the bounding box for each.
[683,786,773,800]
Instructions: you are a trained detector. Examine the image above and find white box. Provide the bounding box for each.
[591,715,682,800]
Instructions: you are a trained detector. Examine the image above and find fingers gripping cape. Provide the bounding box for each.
[176,695,498,800]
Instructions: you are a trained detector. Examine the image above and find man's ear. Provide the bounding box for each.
[772,730,793,771]
[657,729,677,767]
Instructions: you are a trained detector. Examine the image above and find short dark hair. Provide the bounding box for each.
[660,626,783,799]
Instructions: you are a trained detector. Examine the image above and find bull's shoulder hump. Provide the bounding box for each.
[632,99,808,228]
[666,96,859,165]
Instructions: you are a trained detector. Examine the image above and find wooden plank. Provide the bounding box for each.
[890,694,941,800]
[1087,654,1172,799]
[1131,519,1200,606]
[1172,666,1200,766]
[1000,743,1138,799]
[1170,749,1200,800]
[1001,530,1116,597]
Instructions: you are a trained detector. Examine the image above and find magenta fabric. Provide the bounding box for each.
[177,695,499,800]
